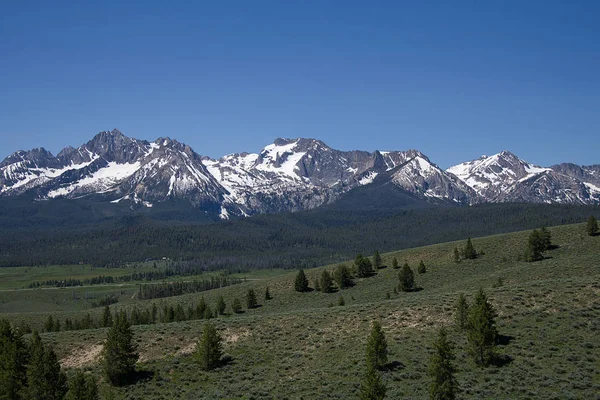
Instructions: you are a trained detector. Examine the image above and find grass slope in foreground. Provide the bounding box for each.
[13,222,600,399]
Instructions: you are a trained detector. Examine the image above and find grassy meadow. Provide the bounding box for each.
[2,222,599,399]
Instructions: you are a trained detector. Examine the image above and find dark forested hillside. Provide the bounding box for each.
[1,202,598,268]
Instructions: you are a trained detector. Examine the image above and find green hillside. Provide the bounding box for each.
[2,221,597,399]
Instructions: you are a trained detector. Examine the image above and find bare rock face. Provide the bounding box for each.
[1,130,598,220]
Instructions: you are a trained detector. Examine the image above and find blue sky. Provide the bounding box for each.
[1,1,598,168]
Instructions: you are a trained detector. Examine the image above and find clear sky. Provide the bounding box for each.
[1,1,598,168]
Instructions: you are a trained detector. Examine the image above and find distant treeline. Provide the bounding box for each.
[138,276,242,300]
[40,295,238,333]
[2,203,599,269]
[26,263,239,288]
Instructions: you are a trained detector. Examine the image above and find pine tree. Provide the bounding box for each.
[428,327,458,400]
[231,298,242,314]
[101,311,138,386]
[194,323,222,371]
[216,296,226,315]
[467,289,497,366]
[320,270,334,293]
[453,247,460,263]
[334,264,353,289]
[151,303,158,324]
[392,257,399,269]
[539,227,552,250]
[359,366,387,400]
[525,229,544,262]
[338,296,345,306]
[355,254,374,278]
[373,250,382,269]
[418,260,427,274]
[464,237,477,259]
[65,370,99,400]
[26,331,68,400]
[264,286,272,300]
[398,263,415,292]
[360,321,388,399]
[0,319,28,400]
[246,289,258,309]
[44,315,54,333]
[455,293,469,331]
[102,306,113,328]
[196,297,207,318]
[366,321,388,370]
[294,269,309,292]
[586,215,598,236]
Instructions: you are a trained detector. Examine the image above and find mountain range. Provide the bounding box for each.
[1,129,599,220]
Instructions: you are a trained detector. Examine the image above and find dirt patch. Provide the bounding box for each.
[61,343,103,368]
[223,327,251,345]
[177,340,198,356]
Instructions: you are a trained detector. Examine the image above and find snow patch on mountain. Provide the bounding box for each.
[47,161,141,198]
[359,171,378,185]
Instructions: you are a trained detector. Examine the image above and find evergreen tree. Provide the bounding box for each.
[338,296,345,306]
[586,215,598,236]
[26,331,68,400]
[44,315,54,333]
[359,366,387,400]
[314,277,321,292]
[418,260,427,274]
[65,371,99,400]
[398,263,415,292]
[101,311,138,386]
[455,293,469,331]
[101,306,113,328]
[373,250,382,269]
[366,321,388,370]
[463,237,477,259]
[355,254,374,278]
[392,257,399,269]
[294,269,309,292]
[360,322,387,399]
[539,227,552,250]
[453,247,460,263]
[320,270,334,293]
[194,323,222,371]
[216,296,226,315]
[196,297,207,319]
[231,298,242,314]
[0,319,28,400]
[246,289,258,309]
[525,229,545,262]
[150,303,158,324]
[264,286,272,300]
[467,289,497,366]
[334,264,353,289]
[428,327,458,400]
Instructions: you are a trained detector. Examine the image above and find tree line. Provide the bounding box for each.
[137,275,242,300]
[1,203,597,269]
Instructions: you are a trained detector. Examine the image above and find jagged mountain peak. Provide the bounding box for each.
[1,131,599,218]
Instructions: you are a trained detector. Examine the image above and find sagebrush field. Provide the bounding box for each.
[2,222,599,399]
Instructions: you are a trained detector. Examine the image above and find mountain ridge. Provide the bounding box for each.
[1,129,599,219]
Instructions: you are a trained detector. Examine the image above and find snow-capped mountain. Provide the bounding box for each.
[447,151,600,204]
[1,130,598,220]
[202,138,472,215]
[1,130,228,212]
